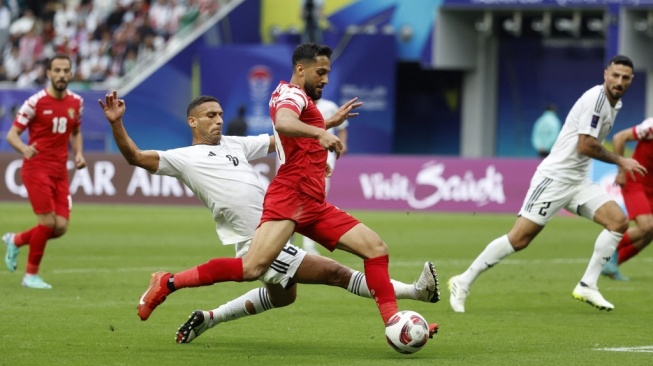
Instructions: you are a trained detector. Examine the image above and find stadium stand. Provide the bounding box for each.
[0,0,224,87]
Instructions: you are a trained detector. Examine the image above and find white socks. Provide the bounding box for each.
[209,269,424,328]
[580,229,622,288]
[210,287,274,326]
[347,271,417,300]
[458,234,515,286]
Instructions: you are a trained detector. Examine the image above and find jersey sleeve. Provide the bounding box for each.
[633,118,653,141]
[577,88,606,139]
[276,85,307,116]
[12,97,36,130]
[154,150,182,178]
[238,134,270,161]
[222,134,270,161]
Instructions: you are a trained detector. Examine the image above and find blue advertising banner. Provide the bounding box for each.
[199,36,396,153]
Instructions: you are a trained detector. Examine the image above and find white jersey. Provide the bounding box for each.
[316,98,348,134]
[155,134,270,245]
[537,85,622,184]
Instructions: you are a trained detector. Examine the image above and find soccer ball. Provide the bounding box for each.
[385,310,429,354]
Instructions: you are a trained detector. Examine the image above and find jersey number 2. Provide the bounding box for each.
[52,117,67,134]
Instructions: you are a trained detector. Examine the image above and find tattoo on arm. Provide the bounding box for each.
[581,136,620,164]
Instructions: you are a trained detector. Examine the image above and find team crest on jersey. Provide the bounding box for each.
[68,108,76,119]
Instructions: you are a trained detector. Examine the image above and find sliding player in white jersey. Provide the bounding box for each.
[448,55,646,312]
[301,98,349,254]
[99,91,440,343]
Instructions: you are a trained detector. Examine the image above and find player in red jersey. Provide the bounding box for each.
[3,54,86,289]
[602,117,653,280]
[136,42,438,341]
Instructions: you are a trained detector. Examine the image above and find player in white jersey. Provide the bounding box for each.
[99,91,440,343]
[448,55,646,312]
[301,98,349,254]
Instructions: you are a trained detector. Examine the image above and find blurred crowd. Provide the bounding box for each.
[0,0,222,87]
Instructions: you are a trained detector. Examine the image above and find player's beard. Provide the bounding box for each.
[607,86,624,101]
[51,79,68,92]
[304,80,322,101]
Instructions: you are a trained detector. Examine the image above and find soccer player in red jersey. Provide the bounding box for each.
[3,54,86,289]
[135,43,438,341]
[601,117,653,280]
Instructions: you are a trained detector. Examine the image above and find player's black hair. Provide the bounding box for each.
[292,42,332,67]
[187,96,220,117]
[607,55,634,70]
[46,54,72,70]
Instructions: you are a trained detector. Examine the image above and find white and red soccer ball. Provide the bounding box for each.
[385,310,429,354]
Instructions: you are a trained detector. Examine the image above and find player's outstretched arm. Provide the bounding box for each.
[98,90,160,173]
[578,133,646,180]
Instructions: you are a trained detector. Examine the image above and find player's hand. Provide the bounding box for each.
[317,130,343,154]
[325,163,333,178]
[340,143,348,157]
[619,157,647,181]
[75,153,87,169]
[98,90,126,124]
[22,142,38,159]
[331,97,363,127]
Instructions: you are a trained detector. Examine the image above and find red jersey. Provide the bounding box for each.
[629,117,653,188]
[13,89,83,177]
[269,81,328,201]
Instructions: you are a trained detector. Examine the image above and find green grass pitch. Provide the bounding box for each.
[1,203,652,365]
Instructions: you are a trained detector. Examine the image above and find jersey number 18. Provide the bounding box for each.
[52,117,68,134]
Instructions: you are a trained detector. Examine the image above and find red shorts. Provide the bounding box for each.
[260,183,359,251]
[621,183,653,220]
[21,169,71,219]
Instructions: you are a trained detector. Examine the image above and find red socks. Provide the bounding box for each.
[363,255,398,324]
[616,232,641,265]
[618,245,641,265]
[25,225,54,275]
[14,227,40,247]
[173,257,244,289]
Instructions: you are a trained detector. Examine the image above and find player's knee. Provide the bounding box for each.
[366,238,388,258]
[639,222,653,238]
[606,217,629,233]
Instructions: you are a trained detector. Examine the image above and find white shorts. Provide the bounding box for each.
[235,241,307,289]
[518,172,611,226]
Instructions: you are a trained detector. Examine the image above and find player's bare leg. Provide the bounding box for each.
[336,223,398,323]
[139,221,295,321]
